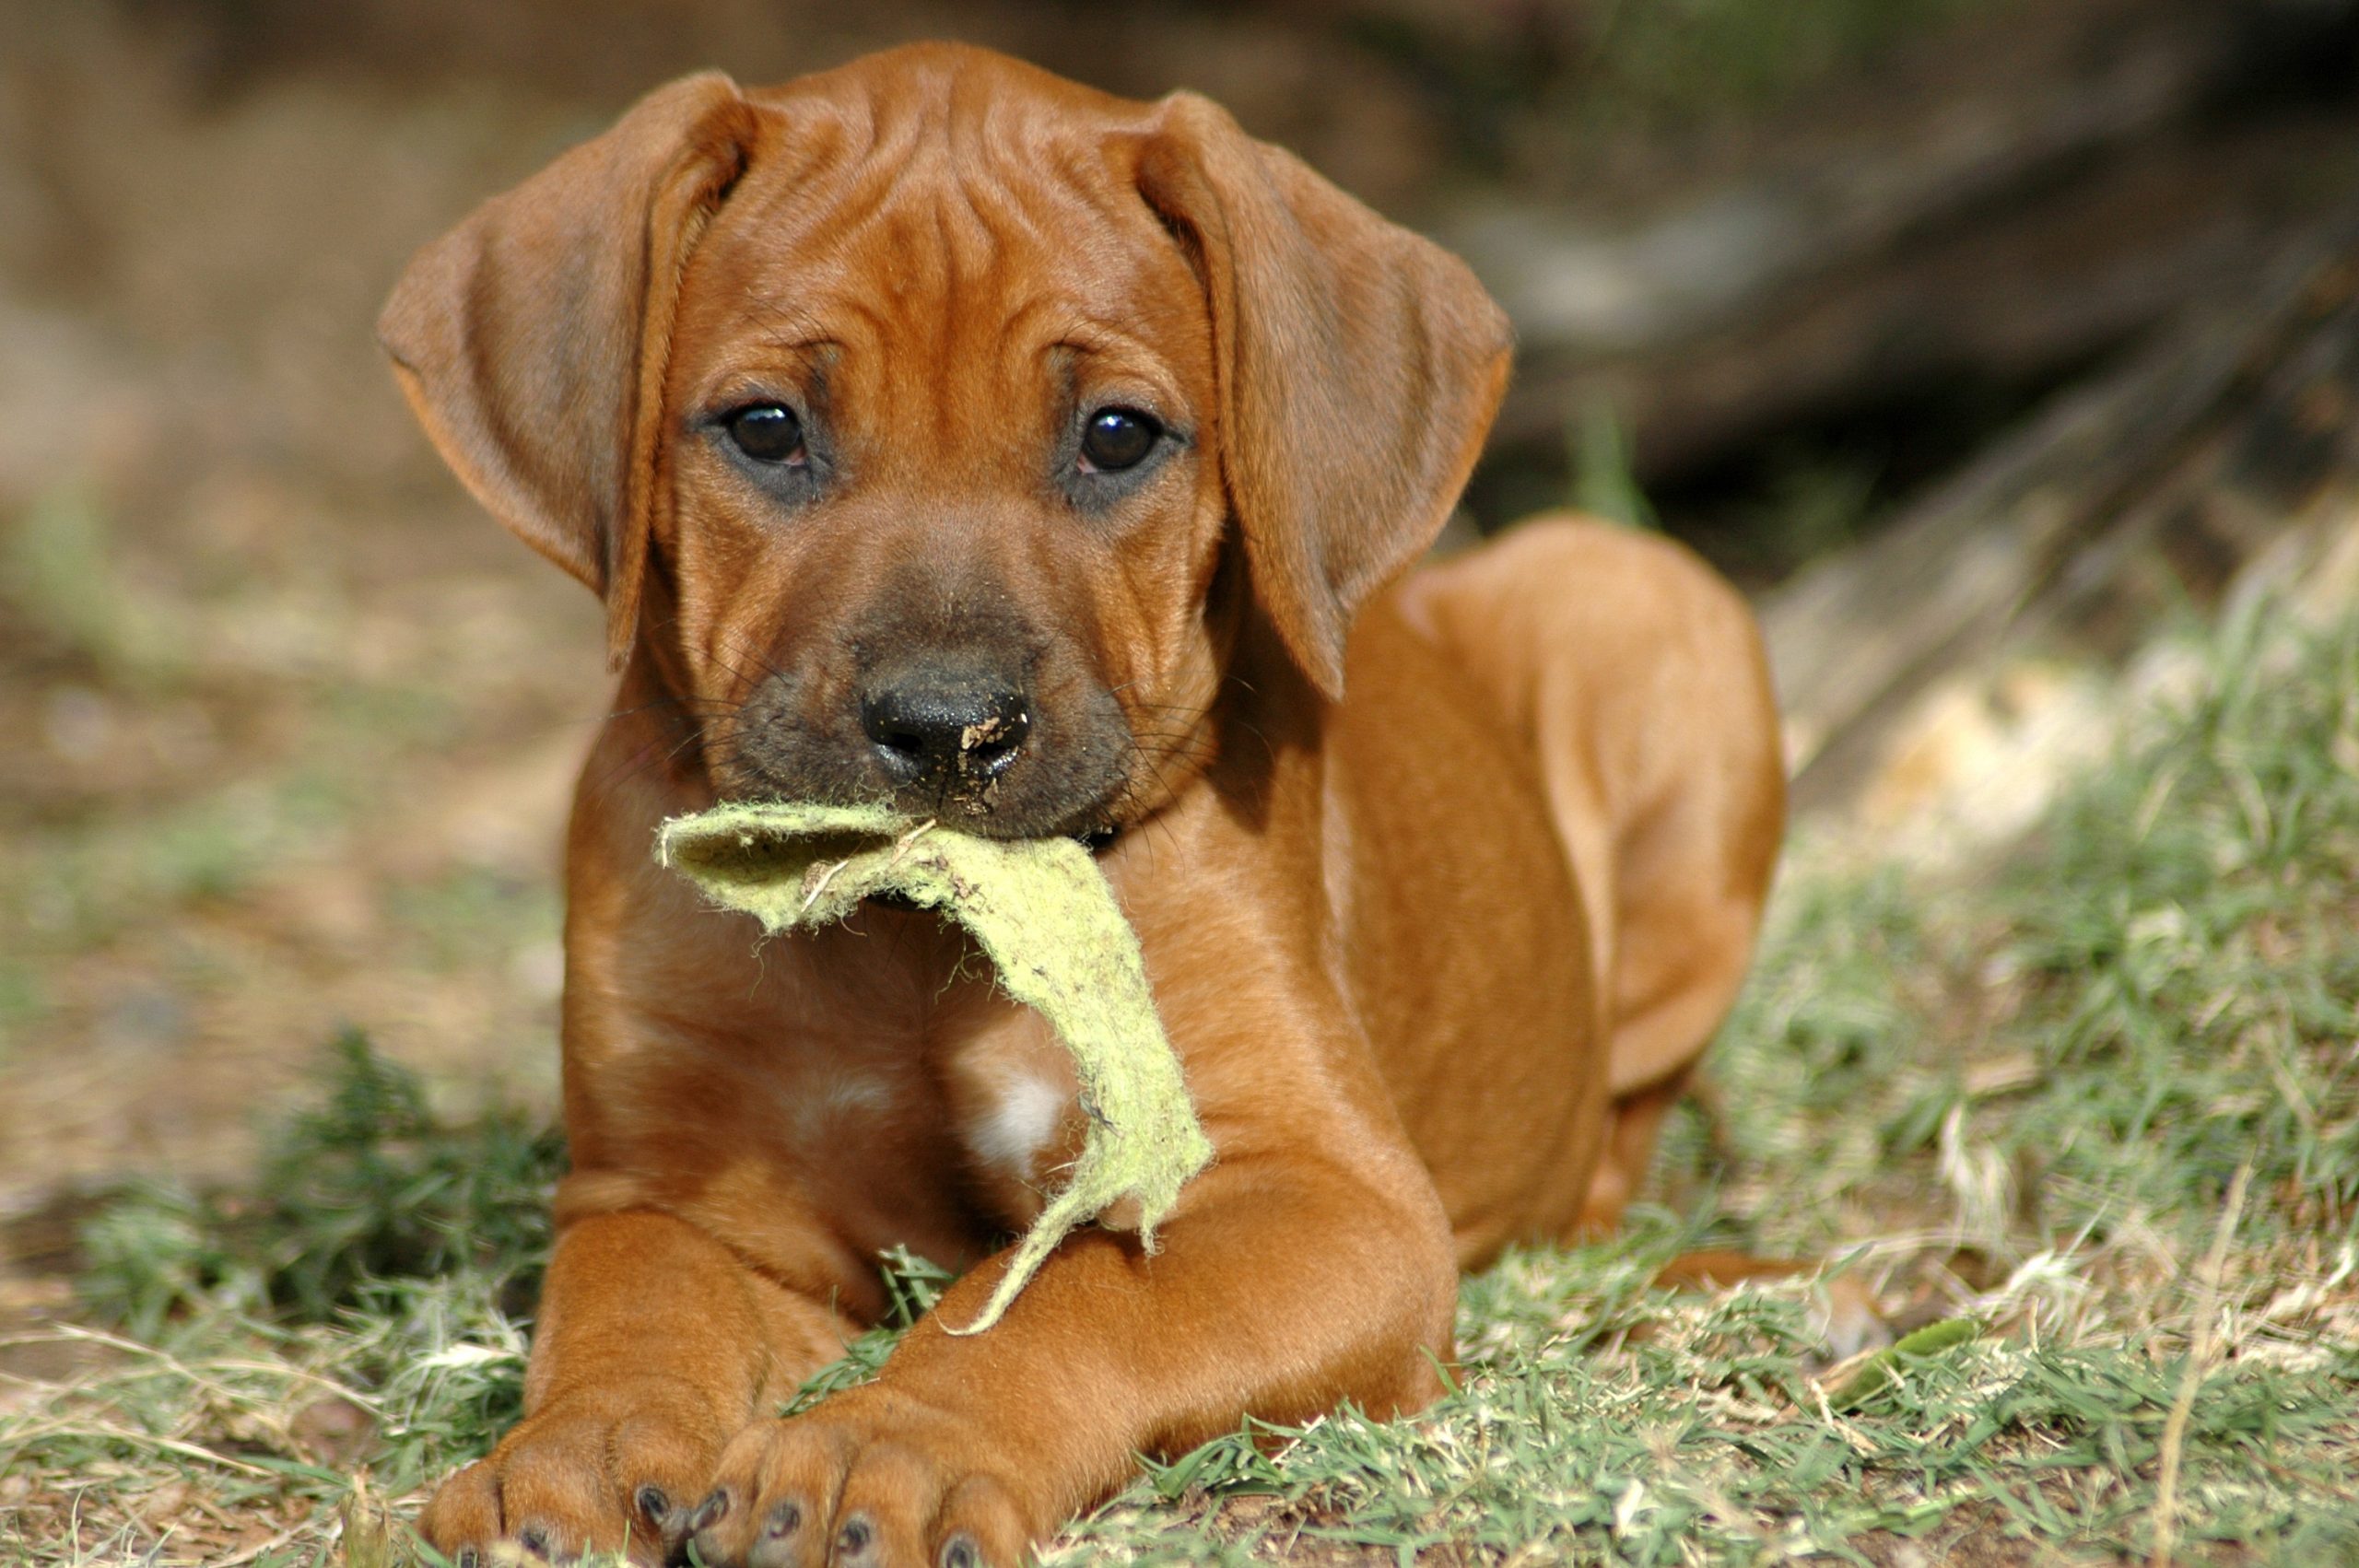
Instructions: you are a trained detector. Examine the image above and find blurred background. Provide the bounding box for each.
[6,0,2359,1367]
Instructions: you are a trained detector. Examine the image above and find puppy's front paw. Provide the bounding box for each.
[686,1388,1037,1568]
[417,1382,724,1565]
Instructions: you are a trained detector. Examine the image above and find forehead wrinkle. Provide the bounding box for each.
[845,175,1110,373]
[728,76,1178,325]
[837,88,1139,292]
[699,82,1202,446]
[723,290,836,347]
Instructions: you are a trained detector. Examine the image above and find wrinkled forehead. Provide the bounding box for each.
[672,74,1209,380]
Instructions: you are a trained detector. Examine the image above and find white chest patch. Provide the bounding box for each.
[967,1071,1071,1181]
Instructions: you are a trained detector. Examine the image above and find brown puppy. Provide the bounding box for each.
[381,42,1781,1567]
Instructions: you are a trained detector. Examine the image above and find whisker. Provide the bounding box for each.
[713,631,793,687]
[602,696,739,724]
[591,731,688,797]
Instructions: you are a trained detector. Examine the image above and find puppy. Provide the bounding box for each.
[381,42,1781,1567]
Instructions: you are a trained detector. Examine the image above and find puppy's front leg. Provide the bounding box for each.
[687,1139,1456,1568]
[418,1209,849,1564]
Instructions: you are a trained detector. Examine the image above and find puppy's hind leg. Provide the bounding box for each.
[1397,514,1785,1235]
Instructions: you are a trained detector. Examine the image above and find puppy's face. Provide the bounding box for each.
[658,111,1225,838]
[381,47,1511,842]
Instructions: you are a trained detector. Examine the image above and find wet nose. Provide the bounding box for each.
[861,673,1031,786]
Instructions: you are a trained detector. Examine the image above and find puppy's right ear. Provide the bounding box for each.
[379,73,757,669]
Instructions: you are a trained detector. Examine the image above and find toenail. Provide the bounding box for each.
[515,1523,553,1559]
[687,1488,732,1532]
[763,1499,803,1538]
[836,1513,874,1554]
[456,1551,479,1568]
[940,1534,981,1568]
[634,1483,671,1522]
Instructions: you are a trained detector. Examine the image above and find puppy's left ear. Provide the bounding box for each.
[1136,95,1512,699]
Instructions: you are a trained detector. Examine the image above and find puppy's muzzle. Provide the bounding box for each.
[861,665,1031,790]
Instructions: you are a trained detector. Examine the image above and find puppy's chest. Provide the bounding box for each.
[933,992,1086,1226]
[775,961,1086,1232]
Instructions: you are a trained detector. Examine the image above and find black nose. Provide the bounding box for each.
[861,673,1031,787]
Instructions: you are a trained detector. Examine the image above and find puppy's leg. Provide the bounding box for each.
[685,1139,1458,1568]
[417,1209,848,1565]
[1401,515,1785,1233]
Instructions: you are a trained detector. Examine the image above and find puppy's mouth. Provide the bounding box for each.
[720,649,1139,842]
[854,819,1121,916]
[717,697,1132,844]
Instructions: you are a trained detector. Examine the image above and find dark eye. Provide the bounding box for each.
[724,404,805,464]
[1079,408,1158,473]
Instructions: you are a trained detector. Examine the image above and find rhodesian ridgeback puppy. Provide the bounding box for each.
[381,42,1781,1567]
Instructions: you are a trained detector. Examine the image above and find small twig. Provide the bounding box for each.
[799,857,851,912]
[889,816,939,862]
[200,1359,386,1411]
[1807,1379,1879,1453]
[802,819,935,912]
[32,1415,279,1477]
[2149,1161,2252,1568]
[15,1321,241,1388]
[0,1327,385,1413]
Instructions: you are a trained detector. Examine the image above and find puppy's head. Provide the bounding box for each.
[381,44,1508,837]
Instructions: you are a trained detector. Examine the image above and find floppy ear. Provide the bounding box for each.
[1136,94,1512,699]
[378,73,759,669]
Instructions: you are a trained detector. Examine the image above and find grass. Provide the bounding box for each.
[5,600,2357,1565]
[1568,401,1661,534]
[78,1030,563,1336]
[2,485,188,689]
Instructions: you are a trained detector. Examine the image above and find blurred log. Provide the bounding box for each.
[1450,0,2353,482]
[1761,213,2359,813]
[1453,1,2225,355]
[1501,124,2332,481]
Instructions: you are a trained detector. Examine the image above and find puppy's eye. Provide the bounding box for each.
[1079,408,1158,473]
[725,404,805,464]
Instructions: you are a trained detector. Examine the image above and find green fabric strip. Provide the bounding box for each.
[655,801,1213,1334]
